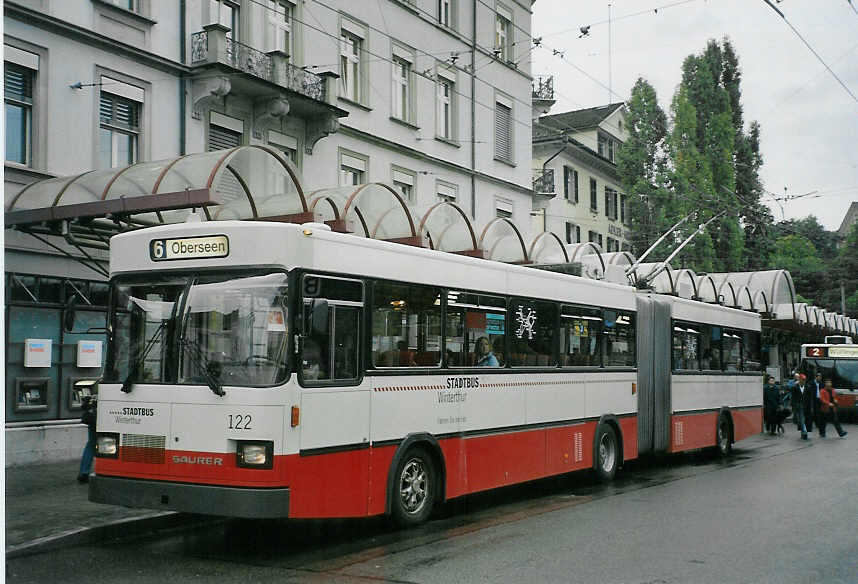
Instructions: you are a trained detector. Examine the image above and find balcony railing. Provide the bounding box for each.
[532,75,554,101]
[191,30,325,103]
[533,168,555,195]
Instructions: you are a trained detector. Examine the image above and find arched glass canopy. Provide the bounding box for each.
[566,242,605,279]
[418,202,481,256]
[479,218,528,263]
[708,271,796,320]
[7,146,308,225]
[696,275,720,303]
[672,269,698,299]
[307,183,418,243]
[529,232,569,264]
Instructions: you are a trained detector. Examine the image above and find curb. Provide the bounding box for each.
[6,512,222,559]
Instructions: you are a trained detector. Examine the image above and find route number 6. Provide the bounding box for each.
[152,240,165,259]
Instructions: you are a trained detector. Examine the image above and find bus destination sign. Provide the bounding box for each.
[829,346,858,358]
[150,235,229,261]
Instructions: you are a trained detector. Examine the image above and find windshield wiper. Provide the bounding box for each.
[180,339,225,397]
[121,321,166,393]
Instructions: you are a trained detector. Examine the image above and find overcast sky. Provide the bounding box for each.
[530,0,858,232]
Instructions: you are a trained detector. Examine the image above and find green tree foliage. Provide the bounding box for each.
[616,78,673,258]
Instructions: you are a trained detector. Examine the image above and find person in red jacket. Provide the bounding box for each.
[818,378,848,438]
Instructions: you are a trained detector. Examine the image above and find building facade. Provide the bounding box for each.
[531,103,630,252]
[4,0,535,460]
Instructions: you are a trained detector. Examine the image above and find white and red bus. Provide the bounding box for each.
[800,342,858,416]
[89,219,762,525]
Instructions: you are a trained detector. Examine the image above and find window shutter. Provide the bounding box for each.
[208,124,241,151]
[4,64,32,101]
[100,93,139,129]
[494,102,512,161]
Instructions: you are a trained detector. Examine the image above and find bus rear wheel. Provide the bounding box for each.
[595,424,618,482]
[391,447,435,527]
[716,413,733,456]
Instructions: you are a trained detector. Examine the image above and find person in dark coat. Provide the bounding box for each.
[77,396,97,483]
[763,376,780,435]
[790,373,814,440]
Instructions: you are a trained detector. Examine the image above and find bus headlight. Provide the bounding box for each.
[236,441,274,469]
[95,433,120,458]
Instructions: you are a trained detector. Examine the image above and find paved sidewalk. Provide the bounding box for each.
[5,461,178,557]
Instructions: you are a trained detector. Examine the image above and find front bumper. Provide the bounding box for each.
[89,475,290,518]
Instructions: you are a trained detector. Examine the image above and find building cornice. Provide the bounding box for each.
[340,124,532,195]
[5,1,189,75]
[534,137,620,182]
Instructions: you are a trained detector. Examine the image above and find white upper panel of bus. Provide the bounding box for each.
[110,221,637,310]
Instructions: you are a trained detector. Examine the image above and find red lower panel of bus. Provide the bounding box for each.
[668,407,762,453]
[96,417,640,519]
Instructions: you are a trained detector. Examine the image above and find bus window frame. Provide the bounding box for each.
[297,271,365,388]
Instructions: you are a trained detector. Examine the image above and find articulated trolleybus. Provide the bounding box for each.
[90,217,762,525]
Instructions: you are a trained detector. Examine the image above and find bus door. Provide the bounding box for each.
[294,274,370,516]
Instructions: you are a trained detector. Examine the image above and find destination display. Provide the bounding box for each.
[829,346,858,358]
[149,235,229,261]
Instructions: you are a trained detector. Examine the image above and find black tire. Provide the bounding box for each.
[594,424,619,482]
[716,413,733,456]
[390,447,436,528]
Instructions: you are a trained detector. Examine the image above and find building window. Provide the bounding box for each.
[496,198,513,219]
[109,0,138,11]
[268,129,297,165]
[437,76,454,139]
[266,0,293,57]
[340,30,362,103]
[621,194,627,225]
[597,131,618,163]
[605,188,618,220]
[99,92,140,169]
[438,0,452,27]
[392,166,416,203]
[589,177,597,212]
[563,166,578,203]
[496,208,512,219]
[209,0,239,40]
[437,180,457,203]
[392,55,412,122]
[607,237,618,252]
[589,231,603,248]
[340,150,367,186]
[5,63,33,166]
[495,5,512,62]
[494,99,512,163]
[565,222,580,244]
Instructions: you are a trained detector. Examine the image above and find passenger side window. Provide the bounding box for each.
[507,299,556,367]
[371,281,441,367]
[742,330,762,372]
[560,305,602,367]
[699,325,722,371]
[300,275,363,384]
[722,329,742,371]
[445,291,506,367]
[603,310,635,367]
[673,322,701,371]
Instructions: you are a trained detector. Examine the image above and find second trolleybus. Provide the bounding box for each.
[88,218,763,525]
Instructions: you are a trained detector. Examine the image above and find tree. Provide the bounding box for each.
[616,78,672,258]
[769,234,824,304]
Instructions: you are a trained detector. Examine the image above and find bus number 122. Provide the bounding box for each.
[228,414,252,430]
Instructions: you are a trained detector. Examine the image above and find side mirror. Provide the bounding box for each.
[63,294,79,333]
[309,298,329,336]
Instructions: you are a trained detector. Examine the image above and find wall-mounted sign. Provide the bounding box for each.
[24,339,52,368]
[77,340,103,368]
[149,235,229,261]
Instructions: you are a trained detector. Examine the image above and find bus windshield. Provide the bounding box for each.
[106,272,289,388]
[802,358,858,390]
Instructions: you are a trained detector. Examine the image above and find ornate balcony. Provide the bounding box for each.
[533,168,555,195]
[191,28,327,102]
[532,75,555,101]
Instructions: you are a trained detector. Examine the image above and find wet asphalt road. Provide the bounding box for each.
[7,429,858,584]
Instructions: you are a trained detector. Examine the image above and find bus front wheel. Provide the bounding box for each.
[594,424,618,482]
[390,447,436,527]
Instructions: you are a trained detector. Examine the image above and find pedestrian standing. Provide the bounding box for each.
[791,373,813,440]
[787,372,800,428]
[818,379,848,438]
[764,376,780,435]
[77,395,97,483]
[814,372,824,431]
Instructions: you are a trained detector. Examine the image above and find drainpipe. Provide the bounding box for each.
[470,0,477,219]
[179,0,187,155]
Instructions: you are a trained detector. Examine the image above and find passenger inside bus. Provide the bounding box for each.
[474,336,499,367]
